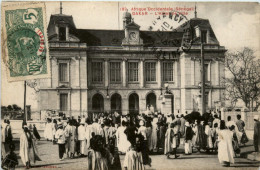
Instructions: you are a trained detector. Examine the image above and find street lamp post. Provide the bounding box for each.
[201,42,206,115]
[24,81,27,122]
[106,86,110,99]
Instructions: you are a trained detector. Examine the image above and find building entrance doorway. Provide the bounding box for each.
[111,93,122,114]
[146,93,156,112]
[92,93,104,112]
[129,93,139,115]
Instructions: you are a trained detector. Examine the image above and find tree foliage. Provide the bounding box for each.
[224,47,260,111]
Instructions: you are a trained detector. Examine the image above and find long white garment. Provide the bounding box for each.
[85,124,93,149]
[80,140,86,154]
[92,122,100,136]
[20,132,29,166]
[150,122,158,150]
[185,140,192,154]
[205,125,213,148]
[218,129,235,164]
[78,125,86,140]
[123,149,145,170]
[116,126,131,153]
[44,123,53,140]
[20,131,42,166]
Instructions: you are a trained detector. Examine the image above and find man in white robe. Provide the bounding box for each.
[78,121,86,156]
[218,120,235,167]
[20,125,41,168]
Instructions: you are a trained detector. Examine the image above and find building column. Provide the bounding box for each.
[208,61,211,82]
[140,59,144,88]
[122,58,127,87]
[180,54,186,114]
[174,61,178,87]
[69,91,71,117]
[104,59,109,87]
[157,59,161,88]
[75,56,80,87]
[191,59,195,86]
[215,60,219,85]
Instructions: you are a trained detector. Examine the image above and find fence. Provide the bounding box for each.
[221,108,260,139]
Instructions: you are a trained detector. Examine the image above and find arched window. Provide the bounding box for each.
[129,93,139,114]
[111,93,122,114]
[92,94,104,112]
[146,93,157,111]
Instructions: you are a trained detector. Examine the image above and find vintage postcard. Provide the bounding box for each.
[1,2,50,82]
[1,1,260,170]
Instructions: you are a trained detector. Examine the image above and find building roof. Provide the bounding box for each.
[176,18,219,44]
[77,29,183,47]
[47,14,77,39]
[48,14,219,47]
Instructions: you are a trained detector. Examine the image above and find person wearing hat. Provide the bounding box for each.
[253,115,260,152]
[184,122,193,155]
[55,123,66,160]
[77,120,86,157]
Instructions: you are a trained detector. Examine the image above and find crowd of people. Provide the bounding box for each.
[1,110,260,169]
[41,110,256,169]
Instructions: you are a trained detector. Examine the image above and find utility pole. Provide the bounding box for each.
[201,42,206,115]
[24,81,27,122]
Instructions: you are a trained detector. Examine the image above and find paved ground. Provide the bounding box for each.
[11,139,260,170]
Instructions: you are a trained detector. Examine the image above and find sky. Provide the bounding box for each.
[1,1,260,110]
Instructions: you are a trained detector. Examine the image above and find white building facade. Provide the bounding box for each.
[38,11,226,117]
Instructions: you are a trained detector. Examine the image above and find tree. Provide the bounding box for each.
[224,47,260,111]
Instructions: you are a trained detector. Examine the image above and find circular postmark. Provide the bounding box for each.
[148,10,198,60]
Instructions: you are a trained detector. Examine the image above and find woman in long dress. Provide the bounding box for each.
[150,118,158,152]
[164,123,173,157]
[218,120,235,167]
[146,121,152,152]
[191,120,198,152]
[116,121,130,154]
[44,119,53,141]
[205,121,213,152]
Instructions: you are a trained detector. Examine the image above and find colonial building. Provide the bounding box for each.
[38,8,226,117]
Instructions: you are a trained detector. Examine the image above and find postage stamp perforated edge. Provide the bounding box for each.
[1,2,50,82]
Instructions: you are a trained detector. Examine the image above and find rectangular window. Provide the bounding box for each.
[162,62,173,82]
[59,63,68,82]
[128,62,138,82]
[145,62,156,82]
[59,27,66,41]
[92,62,103,83]
[60,94,68,111]
[110,62,121,82]
[201,30,207,44]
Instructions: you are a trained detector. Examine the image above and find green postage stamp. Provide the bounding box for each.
[2,2,50,81]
